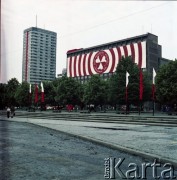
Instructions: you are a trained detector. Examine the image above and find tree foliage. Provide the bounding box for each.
[6,78,20,106]
[15,81,30,107]
[108,56,151,105]
[0,83,8,109]
[83,75,107,106]
[156,59,177,105]
[43,81,56,105]
[55,76,82,105]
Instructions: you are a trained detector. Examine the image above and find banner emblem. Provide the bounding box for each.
[93,51,109,74]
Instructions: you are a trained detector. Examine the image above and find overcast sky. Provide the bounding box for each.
[1,0,177,83]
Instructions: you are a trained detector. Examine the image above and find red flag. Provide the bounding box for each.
[41,82,45,103]
[152,68,156,100]
[139,69,143,100]
[34,84,38,103]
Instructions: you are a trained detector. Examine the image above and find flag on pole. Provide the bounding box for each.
[126,71,130,87]
[152,68,156,85]
[125,71,130,101]
[139,69,143,100]
[34,84,38,103]
[152,68,156,100]
[29,84,32,105]
[41,82,45,103]
[29,84,31,94]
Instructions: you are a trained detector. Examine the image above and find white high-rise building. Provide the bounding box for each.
[22,27,57,84]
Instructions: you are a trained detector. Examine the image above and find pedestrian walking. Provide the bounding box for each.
[7,107,11,118]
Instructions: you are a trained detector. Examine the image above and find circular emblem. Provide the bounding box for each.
[93,51,109,74]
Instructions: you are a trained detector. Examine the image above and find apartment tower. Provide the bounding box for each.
[22,27,57,84]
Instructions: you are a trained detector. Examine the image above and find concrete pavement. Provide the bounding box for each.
[1,113,177,167]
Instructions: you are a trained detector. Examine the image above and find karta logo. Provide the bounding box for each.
[93,51,109,74]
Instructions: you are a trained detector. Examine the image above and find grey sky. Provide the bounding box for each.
[1,0,177,83]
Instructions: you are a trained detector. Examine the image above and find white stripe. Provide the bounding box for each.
[113,47,118,72]
[67,57,70,77]
[134,43,139,65]
[104,49,113,74]
[141,41,146,68]
[120,46,125,58]
[85,53,89,76]
[90,52,97,75]
[71,56,75,77]
[80,54,84,76]
[75,55,80,77]
[127,44,131,56]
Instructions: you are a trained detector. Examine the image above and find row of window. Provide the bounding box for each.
[30,59,55,63]
[30,55,56,58]
[31,33,56,38]
[30,77,55,82]
[30,41,56,45]
[30,67,55,70]
[30,52,56,56]
[30,47,55,52]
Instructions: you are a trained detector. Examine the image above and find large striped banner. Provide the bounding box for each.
[67,41,146,77]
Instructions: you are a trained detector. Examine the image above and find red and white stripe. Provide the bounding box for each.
[67,41,146,77]
[25,31,29,81]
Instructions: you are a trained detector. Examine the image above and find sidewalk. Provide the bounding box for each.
[1,115,177,167]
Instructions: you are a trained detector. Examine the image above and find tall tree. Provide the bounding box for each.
[55,76,82,106]
[83,75,107,106]
[108,56,151,106]
[156,59,177,105]
[0,83,8,109]
[42,81,56,105]
[15,81,30,107]
[6,78,20,106]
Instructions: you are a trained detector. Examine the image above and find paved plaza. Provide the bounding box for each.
[1,111,177,167]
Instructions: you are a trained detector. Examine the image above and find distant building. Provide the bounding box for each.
[57,74,62,78]
[62,68,67,76]
[22,27,57,84]
[159,57,171,67]
[57,68,67,78]
[66,33,171,83]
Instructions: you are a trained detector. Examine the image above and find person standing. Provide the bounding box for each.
[7,107,11,118]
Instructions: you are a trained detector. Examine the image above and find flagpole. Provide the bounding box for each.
[152,84,155,116]
[126,87,128,115]
[153,100,155,116]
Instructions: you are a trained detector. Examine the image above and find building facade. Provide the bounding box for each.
[67,33,170,83]
[22,27,57,84]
